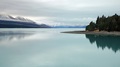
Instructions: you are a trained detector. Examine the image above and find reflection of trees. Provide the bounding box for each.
[86,34,120,53]
[0,31,34,42]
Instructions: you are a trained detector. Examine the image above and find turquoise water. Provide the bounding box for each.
[0,28,120,67]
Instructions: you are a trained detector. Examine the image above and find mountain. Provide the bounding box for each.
[0,14,35,23]
[52,25,86,28]
[0,14,50,28]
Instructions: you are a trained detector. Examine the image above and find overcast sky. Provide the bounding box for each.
[0,0,120,25]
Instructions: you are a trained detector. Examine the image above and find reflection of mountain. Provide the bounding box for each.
[86,34,120,52]
[0,31,34,42]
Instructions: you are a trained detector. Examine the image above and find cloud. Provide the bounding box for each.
[0,0,120,25]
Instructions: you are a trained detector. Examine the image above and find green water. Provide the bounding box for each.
[0,28,120,67]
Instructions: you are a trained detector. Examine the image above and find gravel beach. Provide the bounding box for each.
[62,31,120,36]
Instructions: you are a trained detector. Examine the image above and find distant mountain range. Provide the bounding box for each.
[0,14,86,28]
[0,14,50,28]
[52,25,86,28]
[0,14,35,23]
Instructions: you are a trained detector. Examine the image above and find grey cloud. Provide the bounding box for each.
[0,0,120,25]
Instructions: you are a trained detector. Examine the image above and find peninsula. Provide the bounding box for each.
[62,14,120,35]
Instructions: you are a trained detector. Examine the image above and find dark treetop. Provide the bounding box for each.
[86,14,120,32]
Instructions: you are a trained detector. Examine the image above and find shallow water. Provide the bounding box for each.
[0,28,120,67]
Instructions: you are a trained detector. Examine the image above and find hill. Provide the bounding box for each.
[0,14,50,28]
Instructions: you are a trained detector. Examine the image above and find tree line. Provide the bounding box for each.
[86,14,120,32]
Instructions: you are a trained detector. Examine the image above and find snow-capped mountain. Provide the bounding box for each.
[0,14,51,28]
[52,25,86,28]
[0,14,34,23]
[15,16,34,22]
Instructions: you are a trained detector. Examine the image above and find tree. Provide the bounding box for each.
[86,21,96,31]
[86,14,120,32]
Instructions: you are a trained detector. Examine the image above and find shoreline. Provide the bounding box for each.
[62,31,120,36]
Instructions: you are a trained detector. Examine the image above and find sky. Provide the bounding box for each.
[0,0,120,26]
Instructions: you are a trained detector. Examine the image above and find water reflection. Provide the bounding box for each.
[86,34,120,52]
[0,31,34,42]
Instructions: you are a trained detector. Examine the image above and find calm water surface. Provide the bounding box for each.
[0,28,120,67]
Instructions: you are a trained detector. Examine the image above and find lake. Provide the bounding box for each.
[0,28,120,67]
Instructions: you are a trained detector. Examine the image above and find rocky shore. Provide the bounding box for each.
[62,31,120,36]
